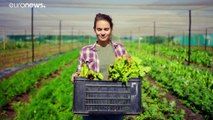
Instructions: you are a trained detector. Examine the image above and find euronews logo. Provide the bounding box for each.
[9,2,46,8]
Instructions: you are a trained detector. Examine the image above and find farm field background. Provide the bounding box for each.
[0,0,213,120]
[0,40,212,120]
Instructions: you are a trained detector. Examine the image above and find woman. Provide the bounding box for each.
[72,13,129,120]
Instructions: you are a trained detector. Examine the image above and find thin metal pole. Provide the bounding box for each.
[188,10,191,65]
[39,32,41,45]
[154,21,156,55]
[24,29,27,47]
[71,27,73,46]
[89,35,91,45]
[2,27,5,50]
[183,32,185,48]
[71,27,73,41]
[168,33,170,47]
[138,27,140,50]
[31,7,34,62]
[59,20,62,53]
[205,28,207,51]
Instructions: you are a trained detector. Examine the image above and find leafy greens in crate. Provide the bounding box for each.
[78,55,151,84]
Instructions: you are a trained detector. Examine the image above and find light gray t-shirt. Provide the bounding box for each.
[96,44,115,79]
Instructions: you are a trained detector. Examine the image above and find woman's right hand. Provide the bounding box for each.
[71,72,80,83]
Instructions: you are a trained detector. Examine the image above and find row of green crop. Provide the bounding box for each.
[128,48,213,119]
[14,56,185,120]
[132,78,185,120]
[126,43,212,67]
[15,59,79,120]
[157,45,212,66]
[0,49,79,108]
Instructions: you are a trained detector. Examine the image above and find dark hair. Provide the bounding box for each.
[93,13,113,30]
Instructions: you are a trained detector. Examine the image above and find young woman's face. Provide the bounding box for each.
[95,20,112,42]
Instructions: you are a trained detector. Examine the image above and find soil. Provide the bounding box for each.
[0,65,34,81]
[0,58,76,120]
[146,75,204,120]
[1,56,206,120]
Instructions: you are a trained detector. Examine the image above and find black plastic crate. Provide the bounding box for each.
[73,77,142,115]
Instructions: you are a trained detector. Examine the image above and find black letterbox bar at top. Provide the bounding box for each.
[85,84,131,87]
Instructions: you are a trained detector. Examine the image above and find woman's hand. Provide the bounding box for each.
[124,53,131,59]
[121,53,131,60]
[71,72,80,83]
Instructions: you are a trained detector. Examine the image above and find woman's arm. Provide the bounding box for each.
[71,48,84,82]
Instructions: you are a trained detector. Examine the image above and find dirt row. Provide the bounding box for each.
[0,53,207,120]
[146,75,204,120]
[0,58,77,120]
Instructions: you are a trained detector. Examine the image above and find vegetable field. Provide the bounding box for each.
[0,42,212,120]
[1,1,213,120]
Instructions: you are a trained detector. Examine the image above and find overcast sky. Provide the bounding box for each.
[0,0,213,37]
